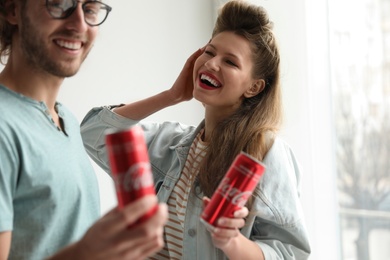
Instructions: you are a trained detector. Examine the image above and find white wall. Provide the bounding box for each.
[60,0,212,215]
[42,0,337,259]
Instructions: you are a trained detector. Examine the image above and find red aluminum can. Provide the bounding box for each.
[200,151,265,231]
[105,125,157,225]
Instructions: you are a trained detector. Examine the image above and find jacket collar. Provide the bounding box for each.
[170,120,205,150]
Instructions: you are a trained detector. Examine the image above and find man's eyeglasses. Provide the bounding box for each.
[46,0,112,26]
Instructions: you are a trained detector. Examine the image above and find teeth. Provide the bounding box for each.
[201,74,220,87]
[56,40,81,50]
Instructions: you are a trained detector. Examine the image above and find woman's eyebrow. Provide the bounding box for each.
[207,43,241,60]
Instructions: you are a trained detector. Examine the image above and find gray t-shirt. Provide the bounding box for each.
[0,85,100,259]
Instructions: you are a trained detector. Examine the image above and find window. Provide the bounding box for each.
[328,0,390,259]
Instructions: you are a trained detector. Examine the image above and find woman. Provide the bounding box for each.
[81,0,311,259]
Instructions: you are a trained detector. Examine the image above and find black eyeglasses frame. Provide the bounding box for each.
[45,0,112,27]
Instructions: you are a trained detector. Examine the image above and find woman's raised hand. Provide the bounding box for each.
[168,48,204,103]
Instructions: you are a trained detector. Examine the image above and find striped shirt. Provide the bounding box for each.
[150,129,207,260]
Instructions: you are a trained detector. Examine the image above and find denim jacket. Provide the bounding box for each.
[80,106,311,260]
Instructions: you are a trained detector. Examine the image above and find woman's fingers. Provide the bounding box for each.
[212,227,241,239]
[202,196,210,207]
[233,206,249,218]
[217,217,246,229]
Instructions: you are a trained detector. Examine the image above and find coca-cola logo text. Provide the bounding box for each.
[216,178,253,207]
[114,162,153,192]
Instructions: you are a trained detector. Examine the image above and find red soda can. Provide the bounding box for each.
[105,125,157,225]
[200,151,265,231]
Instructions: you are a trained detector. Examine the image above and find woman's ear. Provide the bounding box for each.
[5,0,18,25]
[244,79,265,98]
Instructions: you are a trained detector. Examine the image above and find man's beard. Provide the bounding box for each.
[19,9,90,78]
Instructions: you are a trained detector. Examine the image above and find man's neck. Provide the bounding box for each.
[0,60,64,109]
[0,59,66,130]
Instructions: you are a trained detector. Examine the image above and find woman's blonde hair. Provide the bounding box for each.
[198,0,282,197]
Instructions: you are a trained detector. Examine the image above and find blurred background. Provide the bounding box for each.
[53,0,389,259]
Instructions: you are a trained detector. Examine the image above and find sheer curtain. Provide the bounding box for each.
[328,0,390,259]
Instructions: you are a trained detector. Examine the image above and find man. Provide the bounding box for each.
[0,0,167,259]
